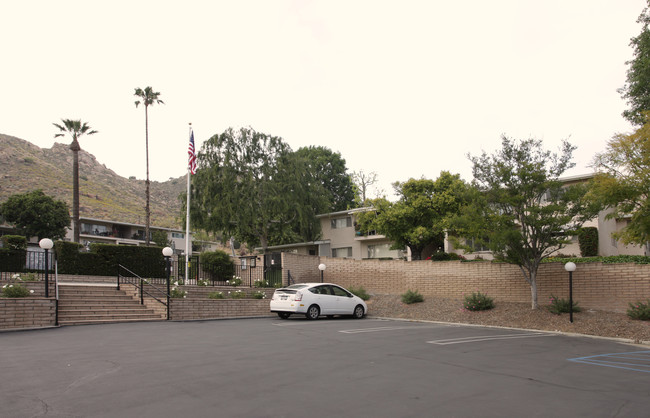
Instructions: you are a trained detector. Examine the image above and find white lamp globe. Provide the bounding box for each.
[39,238,54,250]
[564,262,577,272]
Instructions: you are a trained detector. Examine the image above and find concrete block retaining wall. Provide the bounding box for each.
[0,298,56,329]
[282,253,650,312]
[170,299,274,320]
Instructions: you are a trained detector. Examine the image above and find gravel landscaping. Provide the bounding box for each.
[366,294,650,345]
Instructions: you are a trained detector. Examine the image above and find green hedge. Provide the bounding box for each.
[0,249,26,272]
[578,227,598,257]
[1,235,27,250]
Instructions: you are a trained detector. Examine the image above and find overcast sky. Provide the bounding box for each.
[1,0,645,200]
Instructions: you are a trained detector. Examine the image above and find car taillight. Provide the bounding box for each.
[294,291,302,301]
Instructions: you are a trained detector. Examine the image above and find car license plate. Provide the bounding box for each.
[280,295,288,300]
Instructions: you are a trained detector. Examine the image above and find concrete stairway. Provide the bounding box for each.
[57,283,166,326]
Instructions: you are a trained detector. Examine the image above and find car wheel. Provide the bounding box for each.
[306,305,320,320]
[277,312,291,319]
[352,304,365,319]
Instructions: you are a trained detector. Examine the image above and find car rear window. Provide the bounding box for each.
[286,284,308,290]
[274,284,308,294]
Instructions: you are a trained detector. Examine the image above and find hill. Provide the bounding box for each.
[0,133,185,229]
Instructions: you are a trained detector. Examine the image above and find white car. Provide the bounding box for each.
[270,283,367,320]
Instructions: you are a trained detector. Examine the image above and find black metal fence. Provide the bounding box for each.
[163,257,282,287]
[114,255,283,288]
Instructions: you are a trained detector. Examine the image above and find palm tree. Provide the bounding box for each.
[53,119,98,243]
[134,86,164,246]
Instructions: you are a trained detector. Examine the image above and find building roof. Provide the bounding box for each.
[315,207,375,218]
[79,216,184,232]
[258,240,330,252]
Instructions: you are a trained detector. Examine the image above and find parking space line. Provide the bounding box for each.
[568,351,650,373]
[340,325,441,334]
[272,319,387,327]
[427,332,554,345]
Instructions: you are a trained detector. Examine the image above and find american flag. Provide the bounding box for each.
[188,129,197,175]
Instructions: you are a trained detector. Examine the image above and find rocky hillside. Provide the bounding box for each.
[0,133,185,229]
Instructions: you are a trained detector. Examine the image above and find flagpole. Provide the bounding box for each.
[185,123,192,284]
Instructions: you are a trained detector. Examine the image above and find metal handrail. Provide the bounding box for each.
[117,264,169,319]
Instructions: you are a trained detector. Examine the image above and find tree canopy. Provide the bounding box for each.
[620,1,650,125]
[590,115,650,246]
[0,190,70,241]
[190,127,325,250]
[356,172,470,260]
[293,146,355,213]
[455,136,596,309]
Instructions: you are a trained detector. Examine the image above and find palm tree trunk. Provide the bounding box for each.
[145,106,150,246]
[70,139,81,243]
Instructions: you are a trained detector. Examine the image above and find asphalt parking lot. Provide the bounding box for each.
[1,317,649,417]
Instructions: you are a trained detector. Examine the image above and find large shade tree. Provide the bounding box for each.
[293,146,355,213]
[356,172,471,260]
[455,136,596,309]
[0,190,70,241]
[590,114,650,246]
[134,86,164,246]
[190,127,322,250]
[53,119,97,242]
[620,1,650,126]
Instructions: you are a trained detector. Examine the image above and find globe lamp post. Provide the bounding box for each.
[318,263,326,283]
[39,238,53,298]
[564,262,576,323]
[163,246,173,320]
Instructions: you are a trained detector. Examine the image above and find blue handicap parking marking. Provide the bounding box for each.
[568,350,650,373]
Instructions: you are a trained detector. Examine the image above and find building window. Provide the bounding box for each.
[465,237,490,252]
[332,247,352,258]
[171,232,184,239]
[367,244,400,259]
[81,223,109,236]
[331,217,352,229]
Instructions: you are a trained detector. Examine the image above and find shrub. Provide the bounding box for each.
[229,290,246,299]
[252,291,266,299]
[428,252,465,261]
[401,289,424,304]
[577,227,598,257]
[208,291,224,299]
[20,273,37,281]
[2,284,32,298]
[254,280,274,288]
[348,286,370,301]
[197,279,209,286]
[463,291,495,311]
[227,276,243,287]
[547,295,581,315]
[200,250,235,281]
[627,300,650,320]
[170,288,187,298]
